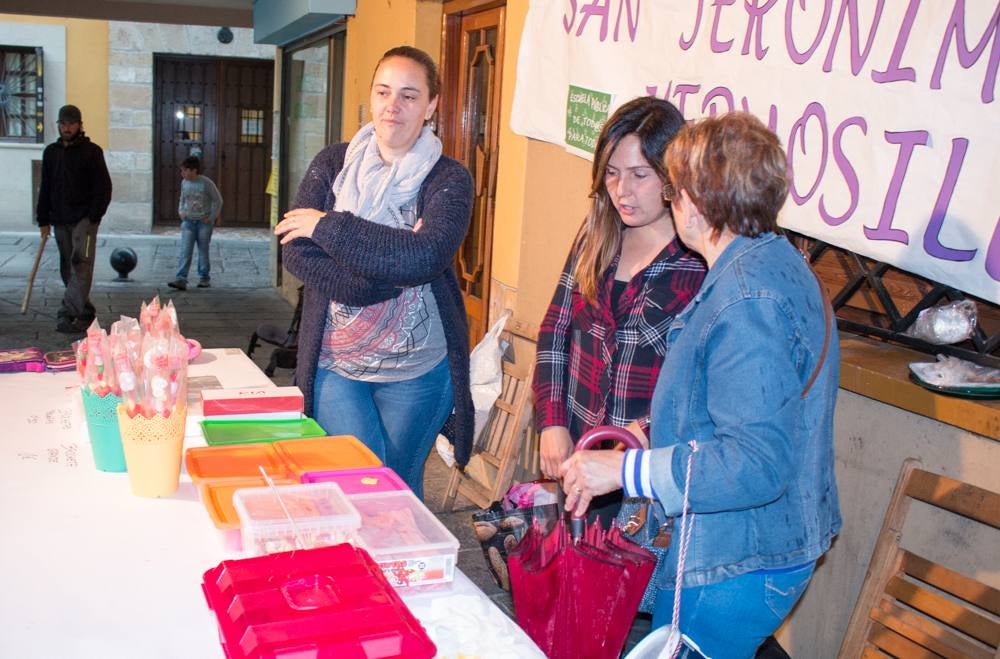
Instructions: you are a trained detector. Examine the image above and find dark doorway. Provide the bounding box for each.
[153,55,274,227]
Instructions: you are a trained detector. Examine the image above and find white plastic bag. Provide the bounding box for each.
[624,626,704,659]
[903,300,977,345]
[470,309,512,438]
[434,310,512,469]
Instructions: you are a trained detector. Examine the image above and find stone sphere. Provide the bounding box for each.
[110,247,138,279]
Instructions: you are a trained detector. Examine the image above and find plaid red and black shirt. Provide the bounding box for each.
[532,236,706,440]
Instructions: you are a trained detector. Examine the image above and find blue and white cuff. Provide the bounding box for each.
[622,449,655,498]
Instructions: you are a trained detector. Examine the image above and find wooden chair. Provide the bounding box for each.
[442,320,536,510]
[838,459,1000,658]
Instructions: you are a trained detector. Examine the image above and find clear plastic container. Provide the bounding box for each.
[233,482,361,556]
[351,489,460,589]
[200,476,295,552]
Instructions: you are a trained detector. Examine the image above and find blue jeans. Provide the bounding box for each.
[650,563,815,659]
[312,358,453,500]
[176,219,213,282]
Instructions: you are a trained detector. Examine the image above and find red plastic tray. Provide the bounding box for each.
[201,543,436,659]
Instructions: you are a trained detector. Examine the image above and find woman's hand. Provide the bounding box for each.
[275,208,326,244]
[539,426,573,479]
[558,450,625,518]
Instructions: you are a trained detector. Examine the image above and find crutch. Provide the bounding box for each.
[20,233,48,314]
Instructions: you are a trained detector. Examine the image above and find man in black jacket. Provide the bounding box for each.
[36,105,113,334]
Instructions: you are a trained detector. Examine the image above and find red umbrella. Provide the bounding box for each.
[509,426,657,659]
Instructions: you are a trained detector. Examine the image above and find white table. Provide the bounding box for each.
[0,349,542,659]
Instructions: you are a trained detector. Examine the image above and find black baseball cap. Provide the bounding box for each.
[58,105,82,123]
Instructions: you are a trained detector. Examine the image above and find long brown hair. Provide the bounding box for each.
[573,96,684,303]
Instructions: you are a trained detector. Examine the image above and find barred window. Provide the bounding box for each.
[175,104,203,142]
[240,108,265,144]
[0,46,44,143]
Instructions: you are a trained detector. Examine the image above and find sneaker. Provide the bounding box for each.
[197,279,211,288]
[167,279,187,290]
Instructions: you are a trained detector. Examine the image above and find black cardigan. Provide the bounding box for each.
[282,143,476,466]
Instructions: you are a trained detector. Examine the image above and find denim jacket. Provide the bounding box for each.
[646,233,841,589]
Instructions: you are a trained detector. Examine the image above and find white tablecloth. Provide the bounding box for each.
[0,349,542,659]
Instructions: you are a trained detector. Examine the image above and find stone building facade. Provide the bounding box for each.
[104,22,274,232]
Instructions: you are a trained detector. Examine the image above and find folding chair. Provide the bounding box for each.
[246,285,303,377]
[442,321,536,510]
[838,459,1000,658]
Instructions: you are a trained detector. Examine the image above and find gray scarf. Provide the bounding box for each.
[332,121,443,227]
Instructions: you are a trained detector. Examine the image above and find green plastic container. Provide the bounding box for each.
[200,417,326,446]
[81,389,127,472]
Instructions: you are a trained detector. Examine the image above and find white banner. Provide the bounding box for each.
[511,1,1000,303]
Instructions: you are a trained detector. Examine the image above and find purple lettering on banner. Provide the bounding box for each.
[821,116,867,226]
[575,0,610,42]
[739,97,780,131]
[924,138,977,262]
[871,0,918,84]
[863,130,928,244]
[564,0,579,33]
[785,0,833,65]
[646,82,675,101]
[702,86,736,115]
[711,0,737,53]
[930,0,1000,104]
[787,102,829,205]
[614,0,641,43]
[673,84,703,116]
[742,0,779,60]
[681,0,706,50]
[986,218,1000,281]
[822,0,886,75]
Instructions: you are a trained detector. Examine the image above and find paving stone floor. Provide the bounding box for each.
[0,228,652,653]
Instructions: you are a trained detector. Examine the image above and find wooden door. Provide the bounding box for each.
[153,55,274,228]
[441,4,505,347]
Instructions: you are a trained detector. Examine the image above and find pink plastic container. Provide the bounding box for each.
[201,543,436,659]
[301,466,408,494]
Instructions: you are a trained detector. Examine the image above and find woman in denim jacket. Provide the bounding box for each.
[559,112,841,658]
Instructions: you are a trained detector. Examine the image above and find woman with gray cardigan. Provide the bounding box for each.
[274,46,474,499]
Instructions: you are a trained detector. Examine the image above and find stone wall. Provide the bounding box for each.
[105,22,274,233]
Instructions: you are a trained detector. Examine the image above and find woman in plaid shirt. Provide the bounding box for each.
[533,96,706,523]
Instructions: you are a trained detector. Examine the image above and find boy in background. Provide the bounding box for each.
[168,156,222,290]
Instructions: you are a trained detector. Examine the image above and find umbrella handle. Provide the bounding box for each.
[575,425,643,452]
[567,426,644,538]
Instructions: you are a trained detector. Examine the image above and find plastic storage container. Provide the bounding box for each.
[351,489,460,589]
[185,443,288,483]
[200,476,295,551]
[274,436,381,478]
[233,482,361,556]
[202,543,436,659]
[200,417,326,446]
[301,466,408,494]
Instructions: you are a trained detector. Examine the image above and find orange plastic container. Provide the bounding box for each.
[184,443,288,483]
[273,436,381,478]
[200,476,295,551]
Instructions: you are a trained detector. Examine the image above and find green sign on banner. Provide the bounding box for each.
[565,85,612,154]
